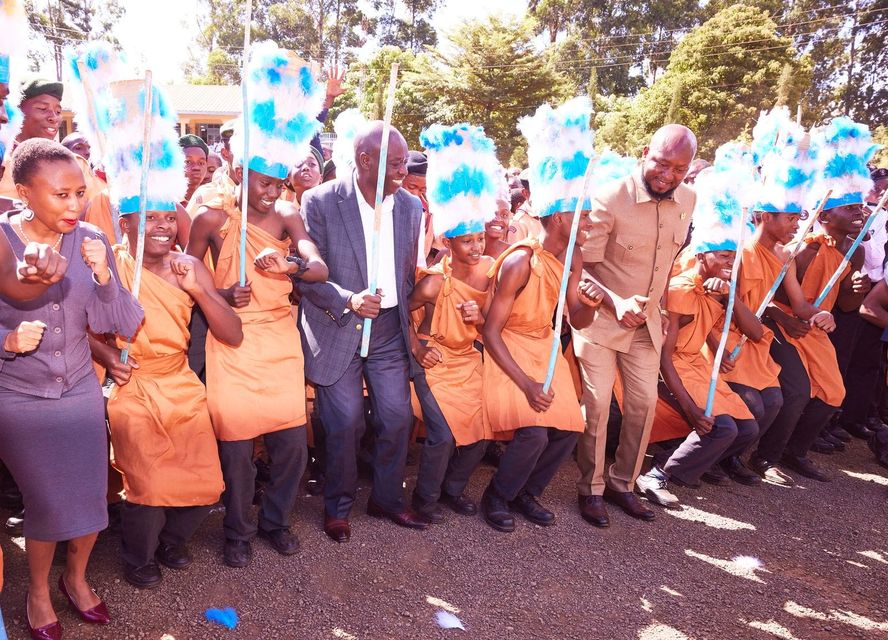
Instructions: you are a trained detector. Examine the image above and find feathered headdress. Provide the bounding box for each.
[688,142,757,254]
[0,0,27,85]
[751,107,815,214]
[97,79,186,213]
[64,41,130,157]
[420,123,500,237]
[230,41,325,180]
[591,150,637,187]
[331,108,367,176]
[0,100,22,162]
[809,117,880,210]
[518,96,596,218]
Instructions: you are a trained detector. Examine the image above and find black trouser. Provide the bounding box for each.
[756,322,838,461]
[120,502,211,568]
[218,426,307,541]
[490,427,578,501]
[830,308,882,427]
[187,307,209,383]
[662,416,759,485]
[728,383,783,442]
[412,372,488,506]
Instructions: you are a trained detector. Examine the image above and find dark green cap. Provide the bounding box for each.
[179,134,209,157]
[20,76,64,102]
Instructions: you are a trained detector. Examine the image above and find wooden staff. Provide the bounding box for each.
[359,62,400,357]
[813,188,888,307]
[121,71,153,365]
[238,0,254,286]
[728,189,831,361]
[705,207,748,417]
[543,157,598,393]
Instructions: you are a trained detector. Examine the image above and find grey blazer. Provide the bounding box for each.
[299,175,423,386]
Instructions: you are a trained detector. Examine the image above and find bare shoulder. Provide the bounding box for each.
[193,205,228,229]
[276,199,302,221]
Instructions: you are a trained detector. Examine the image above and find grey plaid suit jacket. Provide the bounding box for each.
[298,175,423,386]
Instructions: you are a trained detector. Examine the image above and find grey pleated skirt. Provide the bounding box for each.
[0,374,108,541]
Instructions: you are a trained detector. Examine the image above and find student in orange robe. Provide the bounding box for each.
[187,53,329,566]
[90,209,241,589]
[407,123,499,523]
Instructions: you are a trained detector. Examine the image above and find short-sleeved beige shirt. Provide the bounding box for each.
[575,170,695,355]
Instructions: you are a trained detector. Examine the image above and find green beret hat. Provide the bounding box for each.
[20,76,64,102]
[179,134,209,157]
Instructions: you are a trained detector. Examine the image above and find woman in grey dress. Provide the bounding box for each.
[0,139,143,640]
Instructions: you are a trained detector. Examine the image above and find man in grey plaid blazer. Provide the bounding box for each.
[299,123,429,542]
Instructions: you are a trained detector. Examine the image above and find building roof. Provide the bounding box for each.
[61,84,242,117]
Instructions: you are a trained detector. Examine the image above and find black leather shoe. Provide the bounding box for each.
[578,495,610,528]
[258,528,300,555]
[720,456,762,486]
[366,500,430,530]
[411,496,445,524]
[700,466,727,485]
[4,507,23,536]
[124,562,162,589]
[821,432,846,451]
[509,491,555,526]
[223,539,252,568]
[828,426,853,442]
[155,543,192,570]
[810,437,836,455]
[866,417,888,433]
[846,422,875,440]
[441,493,477,516]
[481,486,515,532]
[603,487,656,521]
[323,513,350,543]
[781,455,831,482]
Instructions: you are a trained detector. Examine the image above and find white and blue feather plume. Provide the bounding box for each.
[0,100,22,163]
[518,96,596,218]
[752,107,815,214]
[231,41,325,180]
[331,108,367,177]
[688,142,757,254]
[0,0,28,85]
[591,150,637,187]
[97,79,186,213]
[420,123,500,238]
[64,41,130,156]
[809,117,880,210]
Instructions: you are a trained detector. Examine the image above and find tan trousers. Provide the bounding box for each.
[574,327,660,495]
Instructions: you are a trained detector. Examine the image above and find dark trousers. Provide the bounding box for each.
[491,427,578,501]
[756,322,838,462]
[728,383,784,439]
[662,416,759,484]
[316,308,413,518]
[831,308,882,426]
[218,426,307,541]
[120,502,211,568]
[187,307,209,383]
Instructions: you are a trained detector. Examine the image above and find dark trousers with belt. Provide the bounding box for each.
[316,307,414,518]
[120,502,211,568]
[218,426,307,542]
[413,372,488,506]
[830,307,882,427]
[490,427,578,501]
[662,416,759,484]
[756,322,838,462]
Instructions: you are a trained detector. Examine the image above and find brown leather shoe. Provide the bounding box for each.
[366,500,429,530]
[603,487,655,521]
[323,513,351,543]
[578,495,610,528]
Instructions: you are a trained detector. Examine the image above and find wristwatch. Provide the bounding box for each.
[285,254,308,278]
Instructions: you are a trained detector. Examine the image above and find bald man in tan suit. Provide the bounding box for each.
[573,125,698,527]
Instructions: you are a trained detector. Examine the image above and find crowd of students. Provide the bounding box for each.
[0,8,887,640]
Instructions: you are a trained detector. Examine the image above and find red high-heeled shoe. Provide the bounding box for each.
[26,595,62,640]
[58,574,111,624]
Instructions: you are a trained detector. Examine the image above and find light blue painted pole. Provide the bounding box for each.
[0,605,8,640]
[239,0,253,287]
[705,208,748,417]
[542,156,598,393]
[728,188,832,362]
[121,73,153,365]
[360,63,400,357]
[812,189,887,307]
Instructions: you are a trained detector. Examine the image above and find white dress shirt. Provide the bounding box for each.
[863,206,887,281]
